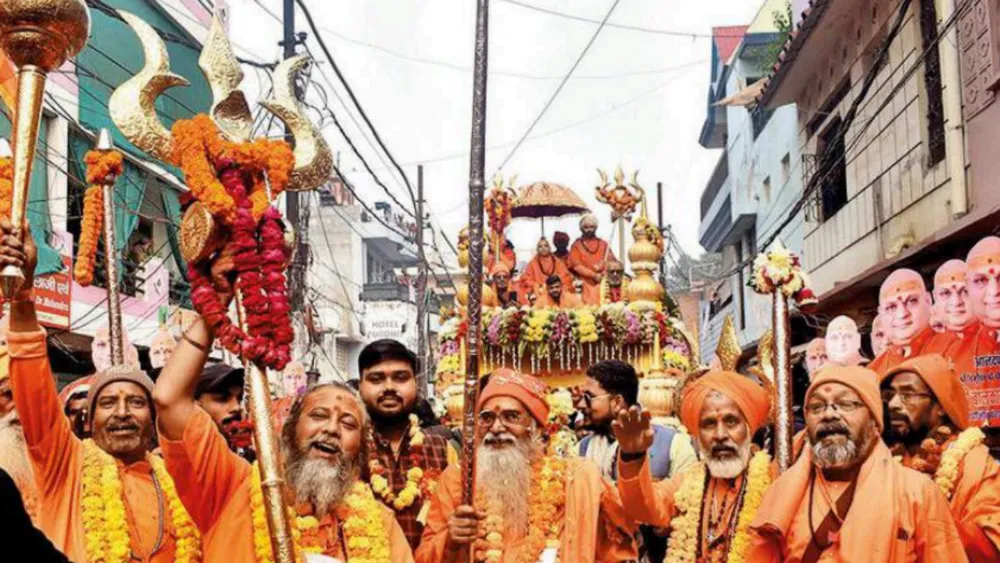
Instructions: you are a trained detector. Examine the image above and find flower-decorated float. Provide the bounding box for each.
[435,169,698,450]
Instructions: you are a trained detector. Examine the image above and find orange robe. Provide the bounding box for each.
[923,322,981,359]
[535,291,584,309]
[748,441,968,563]
[517,255,574,303]
[567,239,615,306]
[9,329,177,563]
[947,325,1000,426]
[160,408,413,562]
[617,455,776,562]
[944,443,1000,561]
[868,325,936,379]
[416,458,636,563]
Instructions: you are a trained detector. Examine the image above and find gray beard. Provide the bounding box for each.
[0,411,31,486]
[699,439,751,480]
[284,450,358,518]
[812,420,878,470]
[476,433,540,539]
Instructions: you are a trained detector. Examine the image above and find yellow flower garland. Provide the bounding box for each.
[934,427,985,500]
[665,451,772,563]
[249,466,391,562]
[80,440,201,563]
[368,415,439,511]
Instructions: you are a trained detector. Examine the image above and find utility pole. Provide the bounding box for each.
[415,165,428,393]
[282,0,308,310]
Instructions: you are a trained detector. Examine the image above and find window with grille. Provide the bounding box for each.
[817,117,848,221]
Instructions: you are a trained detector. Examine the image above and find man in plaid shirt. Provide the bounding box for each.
[359,340,456,550]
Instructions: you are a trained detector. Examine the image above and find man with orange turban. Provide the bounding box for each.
[417,368,636,563]
[568,214,616,305]
[880,354,1000,562]
[748,365,967,562]
[612,371,774,563]
[484,262,519,308]
[869,268,937,378]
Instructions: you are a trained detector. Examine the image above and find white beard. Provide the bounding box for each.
[285,453,358,518]
[476,432,539,539]
[0,410,31,486]
[699,439,751,480]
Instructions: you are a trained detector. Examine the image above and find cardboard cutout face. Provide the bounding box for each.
[879,270,932,346]
[91,326,141,373]
[805,338,828,376]
[933,260,975,333]
[967,237,1000,329]
[282,361,307,397]
[825,316,863,366]
[149,329,177,369]
[870,314,889,357]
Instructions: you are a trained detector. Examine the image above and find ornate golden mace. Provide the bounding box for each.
[109,11,331,562]
[0,0,90,298]
[94,128,126,366]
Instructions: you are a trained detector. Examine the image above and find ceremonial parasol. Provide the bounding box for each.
[511,181,590,235]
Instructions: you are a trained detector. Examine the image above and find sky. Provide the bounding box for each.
[229,0,763,265]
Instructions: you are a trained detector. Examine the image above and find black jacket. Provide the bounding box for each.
[0,468,72,562]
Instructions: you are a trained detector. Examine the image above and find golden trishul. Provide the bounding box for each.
[109,10,332,191]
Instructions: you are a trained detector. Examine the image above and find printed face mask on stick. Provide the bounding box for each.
[878,269,932,346]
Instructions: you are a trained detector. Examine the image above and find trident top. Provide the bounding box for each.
[109,10,332,191]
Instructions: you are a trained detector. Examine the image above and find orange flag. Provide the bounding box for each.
[0,52,16,120]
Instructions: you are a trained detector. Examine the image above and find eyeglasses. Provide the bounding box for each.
[477,409,529,428]
[804,400,866,416]
[579,392,612,407]
[881,389,932,406]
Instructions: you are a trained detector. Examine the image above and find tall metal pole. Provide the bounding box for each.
[416,165,428,393]
[96,129,124,367]
[461,0,490,508]
[773,292,793,472]
[282,0,305,310]
[657,182,666,289]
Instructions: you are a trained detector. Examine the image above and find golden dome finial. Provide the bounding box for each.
[715,315,741,371]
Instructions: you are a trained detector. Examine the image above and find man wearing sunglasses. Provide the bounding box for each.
[416,368,636,563]
[880,354,1000,562]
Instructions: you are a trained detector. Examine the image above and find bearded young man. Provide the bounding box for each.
[748,365,967,562]
[193,363,255,461]
[358,339,455,550]
[153,263,412,561]
[612,370,773,563]
[880,354,1000,562]
[416,369,636,563]
[0,220,194,563]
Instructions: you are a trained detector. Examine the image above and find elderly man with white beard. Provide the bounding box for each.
[611,370,774,563]
[416,368,636,563]
[153,249,413,561]
[747,365,968,562]
[0,344,38,523]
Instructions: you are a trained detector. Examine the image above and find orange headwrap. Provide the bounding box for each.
[882,354,969,429]
[477,368,550,424]
[680,371,770,436]
[489,262,511,277]
[806,365,883,430]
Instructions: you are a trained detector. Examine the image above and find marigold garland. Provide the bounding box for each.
[473,456,566,563]
[368,414,441,511]
[73,150,124,287]
[0,156,12,219]
[726,451,772,563]
[176,115,296,370]
[934,427,984,500]
[80,439,201,563]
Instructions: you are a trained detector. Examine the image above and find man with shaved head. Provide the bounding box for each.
[825,316,865,367]
[925,260,979,358]
[805,338,828,379]
[956,236,1000,429]
[869,268,935,378]
[568,213,616,305]
[870,313,889,358]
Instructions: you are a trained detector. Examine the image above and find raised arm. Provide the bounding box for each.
[153,246,234,440]
[612,406,680,528]
[0,220,80,494]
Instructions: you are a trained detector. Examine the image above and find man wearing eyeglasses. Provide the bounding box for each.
[416,368,637,563]
[747,365,967,562]
[880,354,1000,562]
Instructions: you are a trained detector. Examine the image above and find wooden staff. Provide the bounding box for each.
[461,0,490,508]
[0,0,89,297]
